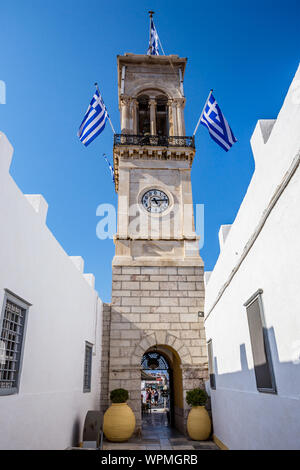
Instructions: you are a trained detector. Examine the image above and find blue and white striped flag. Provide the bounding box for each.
[103,154,115,184]
[78,88,108,146]
[147,18,159,56]
[200,92,237,151]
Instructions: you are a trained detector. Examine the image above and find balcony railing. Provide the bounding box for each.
[114,134,195,149]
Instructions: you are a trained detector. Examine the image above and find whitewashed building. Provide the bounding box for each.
[0,132,103,450]
[205,65,300,450]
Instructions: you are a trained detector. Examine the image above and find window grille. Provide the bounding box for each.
[83,342,93,392]
[0,297,27,394]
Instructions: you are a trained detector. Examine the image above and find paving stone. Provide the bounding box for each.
[192,443,219,450]
[172,445,195,450]
[170,440,190,445]
[102,412,219,451]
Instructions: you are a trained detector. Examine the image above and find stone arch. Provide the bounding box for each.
[136,333,188,432]
[136,88,169,99]
[132,83,181,99]
[132,332,192,367]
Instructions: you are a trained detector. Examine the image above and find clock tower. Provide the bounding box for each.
[100,53,208,434]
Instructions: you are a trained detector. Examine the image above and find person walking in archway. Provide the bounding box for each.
[146,388,152,414]
[154,389,159,407]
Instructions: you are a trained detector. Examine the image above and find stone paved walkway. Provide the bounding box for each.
[103,410,219,450]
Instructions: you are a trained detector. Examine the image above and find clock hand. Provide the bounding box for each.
[150,197,168,205]
[151,197,160,205]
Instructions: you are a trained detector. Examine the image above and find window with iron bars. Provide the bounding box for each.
[83,342,93,393]
[0,293,29,395]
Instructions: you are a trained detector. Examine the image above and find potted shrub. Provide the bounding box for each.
[186,388,211,440]
[103,388,136,442]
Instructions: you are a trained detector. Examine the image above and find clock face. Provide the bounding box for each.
[142,189,169,214]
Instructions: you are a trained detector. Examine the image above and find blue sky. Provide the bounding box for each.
[1,0,299,302]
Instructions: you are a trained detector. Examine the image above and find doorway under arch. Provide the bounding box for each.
[140,346,184,431]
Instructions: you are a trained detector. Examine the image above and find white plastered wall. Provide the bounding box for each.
[0,132,103,450]
[204,65,300,450]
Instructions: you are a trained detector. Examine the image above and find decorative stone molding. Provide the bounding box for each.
[174,97,186,108]
[113,146,195,192]
[119,94,132,107]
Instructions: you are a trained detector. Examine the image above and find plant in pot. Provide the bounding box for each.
[103,388,136,442]
[186,388,211,441]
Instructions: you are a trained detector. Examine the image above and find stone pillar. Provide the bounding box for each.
[176,98,186,136]
[167,99,174,136]
[168,99,178,136]
[127,98,137,135]
[149,99,157,135]
[120,95,130,134]
[132,98,138,134]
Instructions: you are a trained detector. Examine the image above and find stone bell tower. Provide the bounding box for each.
[100,53,208,434]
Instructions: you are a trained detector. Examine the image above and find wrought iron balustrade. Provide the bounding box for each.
[114,134,195,148]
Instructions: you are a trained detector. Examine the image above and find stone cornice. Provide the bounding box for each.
[117,54,187,101]
[113,145,195,192]
[167,97,186,107]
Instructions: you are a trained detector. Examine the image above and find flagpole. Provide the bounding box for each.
[192,89,213,137]
[148,10,165,55]
[94,82,116,134]
[148,10,154,54]
[158,35,166,56]
[103,153,115,184]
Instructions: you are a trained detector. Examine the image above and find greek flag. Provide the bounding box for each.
[103,154,115,184]
[147,18,159,56]
[78,88,108,146]
[200,92,237,151]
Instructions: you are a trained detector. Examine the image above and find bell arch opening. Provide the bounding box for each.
[137,94,150,135]
[136,91,169,137]
[156,95,169,137]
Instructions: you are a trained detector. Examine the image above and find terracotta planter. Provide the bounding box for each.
[103,403,136,442]
[187,406,211,441]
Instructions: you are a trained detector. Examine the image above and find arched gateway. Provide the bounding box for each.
[141,350,173,425]
[100,52,208,434]
[141,348,181,428]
